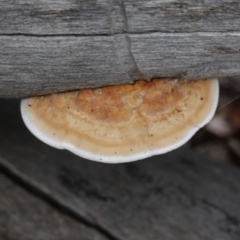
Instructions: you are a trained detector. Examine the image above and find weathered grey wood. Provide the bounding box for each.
[0,1,240,98]
[0,99,240,240]
[0,33,240,98]
[1,0,240,34]
[0,174,108,240]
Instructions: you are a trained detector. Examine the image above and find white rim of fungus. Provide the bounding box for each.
[21,79,219,164]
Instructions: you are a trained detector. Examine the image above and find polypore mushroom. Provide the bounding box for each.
[21,78,219,163]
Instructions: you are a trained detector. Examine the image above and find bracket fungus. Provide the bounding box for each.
[21,79,219,163]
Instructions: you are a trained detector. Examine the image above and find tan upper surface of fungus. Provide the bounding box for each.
[22,79,217,158]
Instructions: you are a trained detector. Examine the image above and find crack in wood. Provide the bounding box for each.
[201,199,240,234]
[0,159,120,240]
[1,31,240,37]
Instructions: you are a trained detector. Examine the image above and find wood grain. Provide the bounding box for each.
[0,0,240,98]
[0,173,108,240]
[1,0,240,34]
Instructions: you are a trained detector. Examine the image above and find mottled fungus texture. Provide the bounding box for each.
[21,79,219,163]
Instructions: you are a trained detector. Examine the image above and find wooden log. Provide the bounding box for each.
[0,0,240,98]
[0,174,109,240]
[1,0,240,34]
[0,99,240,240]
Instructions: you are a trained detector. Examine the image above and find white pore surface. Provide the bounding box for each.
[21,79,219,164]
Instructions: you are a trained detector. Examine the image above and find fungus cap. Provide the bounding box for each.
[21,79,219,163]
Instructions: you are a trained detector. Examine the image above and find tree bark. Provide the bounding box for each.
[0,0,240,98]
